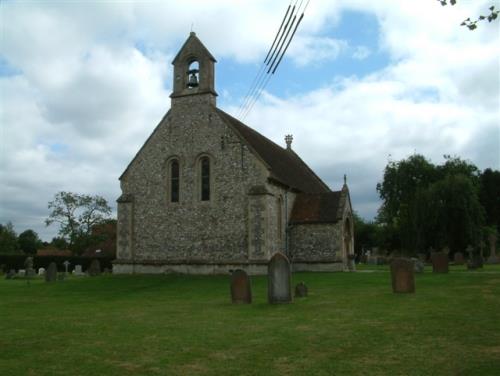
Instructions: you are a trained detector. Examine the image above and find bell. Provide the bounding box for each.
[187,72,199,87]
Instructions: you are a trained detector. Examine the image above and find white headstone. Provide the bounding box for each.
[38,267,46,275]
[73,265,84,275]
[18,269,26,277]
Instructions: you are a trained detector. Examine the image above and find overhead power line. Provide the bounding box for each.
[239,0,311,121]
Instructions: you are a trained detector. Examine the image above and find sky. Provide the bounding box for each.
[1,0,499,241]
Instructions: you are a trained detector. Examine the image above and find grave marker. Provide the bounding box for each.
[230,269,252,304]
[268,252,292,304]
[431,252,449,273]
[390,258,415,293]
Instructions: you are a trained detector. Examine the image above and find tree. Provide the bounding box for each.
[376,154,485,255]
[45,192,112,255]
[479,168,500,231]
[436,1,499,30]
[415,174,484,254]
[18,229,42,254]
[376,154,438,252]
[0,222,20,254]
[353,212,379,255]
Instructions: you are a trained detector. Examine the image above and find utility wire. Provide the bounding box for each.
[237,1,295,118]
[264,3,292,64]
[241,0,311,120]
[239,0,310,120]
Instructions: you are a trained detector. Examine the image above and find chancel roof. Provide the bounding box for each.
[289,191,345,224]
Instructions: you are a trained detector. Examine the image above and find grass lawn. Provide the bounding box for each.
[1,265,499,376]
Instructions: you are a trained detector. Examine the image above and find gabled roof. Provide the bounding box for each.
[172,32,216,64]
[290,191,343,224]
[216,109,330,194]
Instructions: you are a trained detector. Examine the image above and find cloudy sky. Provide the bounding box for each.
[1,0,499,241]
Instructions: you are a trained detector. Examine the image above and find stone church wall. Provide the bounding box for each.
[118,95,270,265]
[289,222,342,262]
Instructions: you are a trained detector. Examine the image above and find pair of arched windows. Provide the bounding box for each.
[168,156,211,203]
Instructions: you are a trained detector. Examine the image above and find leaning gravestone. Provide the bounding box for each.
[390,258,415,293]
[88,259,101,276]
[230,269,252,304]
[45,262,57,282]
[454,252,465,265]
[295,282,308,297]
[268,252,292,304]
[431,252,449,273]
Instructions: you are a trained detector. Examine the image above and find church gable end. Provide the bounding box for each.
[114,32,353,275]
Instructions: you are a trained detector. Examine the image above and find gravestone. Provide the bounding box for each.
[63,260,71,273]
[18,269,26,277]
[454,252,465,265]
[24,256,35,278]
[38,267,46,276]
[390,258,415,293]
[487,234,498,264]
[5,269,16,279]
[268,252,292,304]
[45,262,57,282]
[467,254,484,270]
[295,282,308,297]
[230,269,252,304]
[73,265,83,275]
[88,259,101,276]
[431,252,449,273]
[411,258,424,273]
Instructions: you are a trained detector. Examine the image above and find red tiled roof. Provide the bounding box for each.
[290,192,343,224]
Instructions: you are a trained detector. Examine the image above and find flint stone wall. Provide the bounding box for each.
[289,223,342,262]
[116,95,293,267]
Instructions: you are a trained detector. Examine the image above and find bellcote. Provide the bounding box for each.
[170,32,217,105]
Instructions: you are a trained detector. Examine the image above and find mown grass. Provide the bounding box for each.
[1,265,499,375]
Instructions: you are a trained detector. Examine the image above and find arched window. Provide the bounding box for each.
[200,156,210,201]
[170,159,180,203]
[187,60,199,89]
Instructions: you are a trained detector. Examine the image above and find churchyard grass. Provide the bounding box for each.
[1,265,499,375]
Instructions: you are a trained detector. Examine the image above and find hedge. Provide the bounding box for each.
[0,255,114,273]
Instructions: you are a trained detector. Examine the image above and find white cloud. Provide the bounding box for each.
[352,46,371,60]
[288,36,349,66]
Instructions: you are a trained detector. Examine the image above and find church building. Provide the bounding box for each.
[114,33,354,274]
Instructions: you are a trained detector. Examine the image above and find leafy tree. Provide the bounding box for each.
[0,222,20,254]
[18,229,42,254]
[436,1,499,30]
[45,192,112,255]
[353,212,379,255]
[51,236,69,250]
[376,154,437,252]
[415,174,484,254]
[376,154,486,255]
[479,168,500,231]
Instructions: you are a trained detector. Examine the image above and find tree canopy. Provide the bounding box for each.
[376,154,489,255]
[45,191,112,255]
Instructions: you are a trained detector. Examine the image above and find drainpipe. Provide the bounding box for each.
[284,190,288,256]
